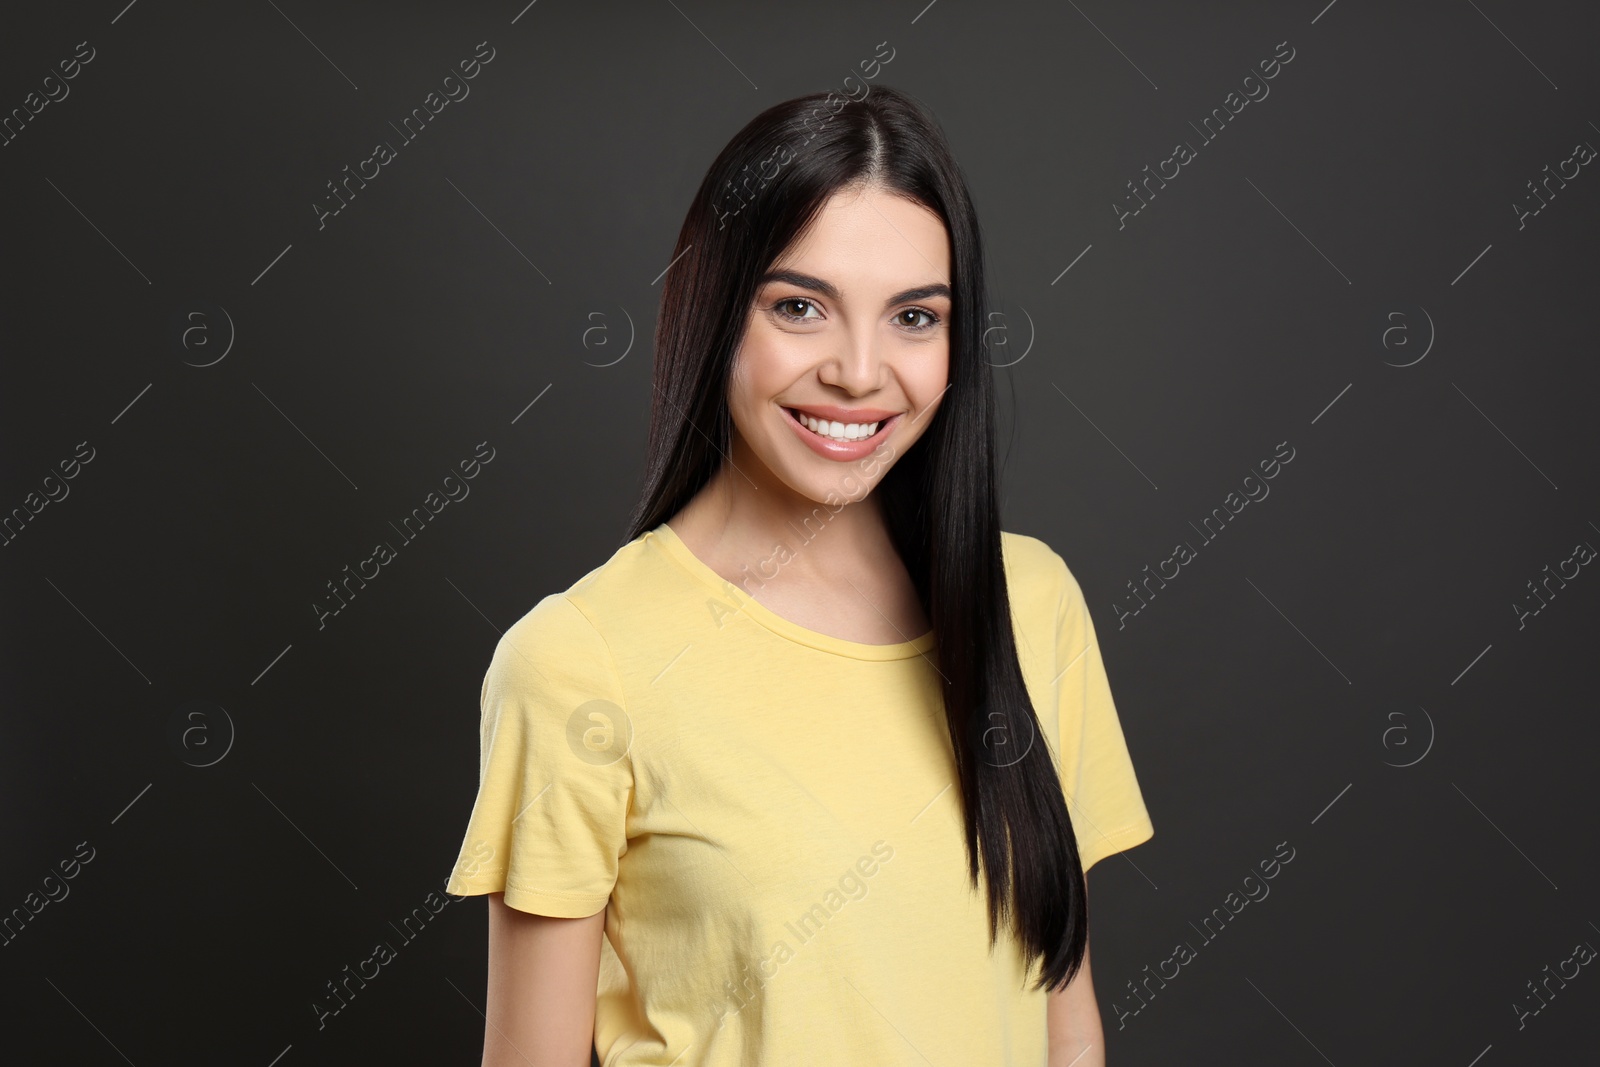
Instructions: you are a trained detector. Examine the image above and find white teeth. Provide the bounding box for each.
[792,410,882,442]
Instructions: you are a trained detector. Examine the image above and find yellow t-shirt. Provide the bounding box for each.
[444,522,1154,1066]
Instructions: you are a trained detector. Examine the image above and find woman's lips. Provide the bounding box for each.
[782,404,902,461]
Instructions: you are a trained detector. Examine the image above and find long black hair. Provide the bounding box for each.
[623,85,1087,992]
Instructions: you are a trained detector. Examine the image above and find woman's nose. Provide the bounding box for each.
[817,330,885,394]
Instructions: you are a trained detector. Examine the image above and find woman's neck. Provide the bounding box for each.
[668,460,895,586]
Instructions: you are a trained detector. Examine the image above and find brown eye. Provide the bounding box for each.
[772,298,822,322]
[895,307,940,331]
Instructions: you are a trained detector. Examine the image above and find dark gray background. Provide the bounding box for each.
[3,1,1596,1064]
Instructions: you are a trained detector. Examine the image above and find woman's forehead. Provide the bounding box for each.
[767,194,951,294]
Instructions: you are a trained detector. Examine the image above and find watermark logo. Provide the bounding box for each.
[1114,440,1297,630]
[709,841,895,1033]
[0,40,97,151]
[1513,536,1595,631]
[310,885,460,1030]
[1380,307,1434,368]
[581,307,635,368]
[1110,840,1297,1029]
[168,302,236,367]
[980,303,1035,368]
[1513,135,1596,231]
[312,441,496,630]
[166,699,236,768]
[1114,40,1297,230]
[711,40,896,230]
[1512,933,1596,1030]
[971,699,1036,769]
[313,42,496,231]
[1379,701,1434,769]
[1,840,96,949]
[566,699,631,766]
[1,440,96,550]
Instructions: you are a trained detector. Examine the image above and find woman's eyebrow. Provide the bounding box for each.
[757,269,951,309]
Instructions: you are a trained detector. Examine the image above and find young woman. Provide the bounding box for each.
[445,85,1154,1066]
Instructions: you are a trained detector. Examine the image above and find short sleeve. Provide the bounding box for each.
[443,593,634,917]
[1052,556,1154,873]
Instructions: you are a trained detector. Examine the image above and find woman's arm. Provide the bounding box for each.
[480,892,606,1067]
[1046,931,1105,1067]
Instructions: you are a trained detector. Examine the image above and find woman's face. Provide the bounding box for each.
[728,183,952,508]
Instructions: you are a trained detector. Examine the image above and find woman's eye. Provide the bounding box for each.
[771,299,940,331]
[773,298,820,322]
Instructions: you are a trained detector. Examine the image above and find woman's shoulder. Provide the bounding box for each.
[1000,529,1074,589]
[1001,530,1097,639]
[491,533,658,671]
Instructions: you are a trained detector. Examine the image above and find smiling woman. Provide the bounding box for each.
[443,84,1154,1067]
[711,188,953,531]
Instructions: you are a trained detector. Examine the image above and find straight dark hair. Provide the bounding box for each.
[623,85,1087,992]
